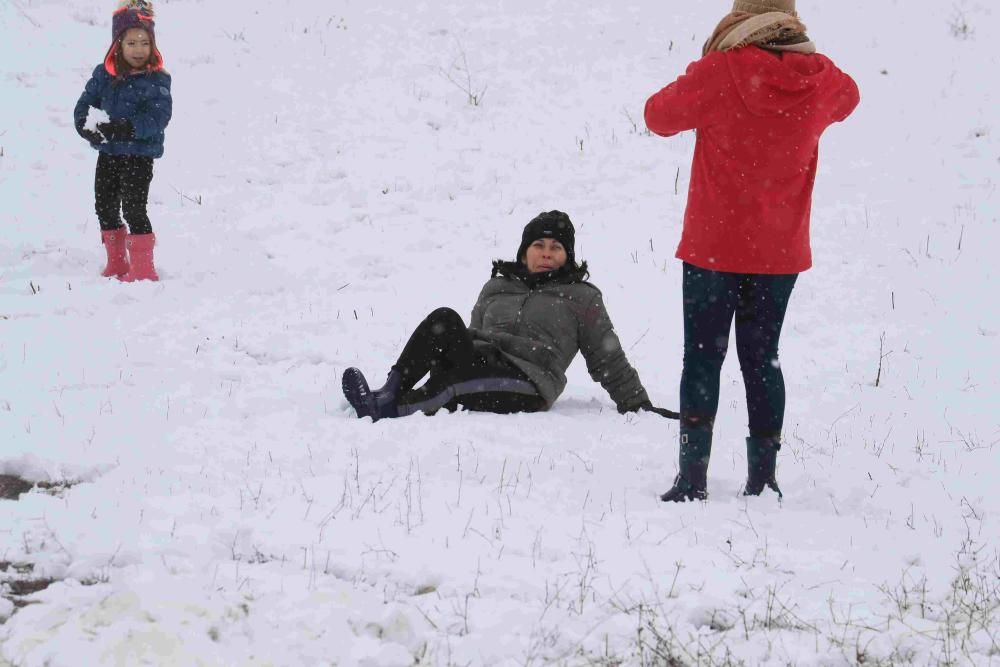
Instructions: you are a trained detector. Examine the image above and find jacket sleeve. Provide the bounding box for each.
[468,281,490,335]
[130,73,173,140]
[644,52,727,137]
[73,66,105,131]
[829,71,860,123]
[577,290,650,411]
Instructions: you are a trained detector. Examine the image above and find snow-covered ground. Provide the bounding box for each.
[1,0,997,664]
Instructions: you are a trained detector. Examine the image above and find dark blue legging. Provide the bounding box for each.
[680,263,798,438]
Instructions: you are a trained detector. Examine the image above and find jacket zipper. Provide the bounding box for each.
[511,284,536,335]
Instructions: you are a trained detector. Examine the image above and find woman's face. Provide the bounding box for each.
[121,28,152,71]
[523,238,567,273]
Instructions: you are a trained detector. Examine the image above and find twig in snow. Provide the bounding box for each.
[439,36,488,106]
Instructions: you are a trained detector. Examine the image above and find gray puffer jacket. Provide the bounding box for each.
[468,262,649,410]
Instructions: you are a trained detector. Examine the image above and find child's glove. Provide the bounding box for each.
[96,119,135,141]
[77,126,104,145]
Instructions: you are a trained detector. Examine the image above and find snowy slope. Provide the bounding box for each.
[1,0,998,664]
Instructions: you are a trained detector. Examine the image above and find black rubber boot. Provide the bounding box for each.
[374,369,402,418]
[743,436,782,498]
[660,429,711,502]
[342,369,401,421]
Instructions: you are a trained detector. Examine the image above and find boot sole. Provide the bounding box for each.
[342,368,375,419]
[743,480,782,499]
[660,490,708,503]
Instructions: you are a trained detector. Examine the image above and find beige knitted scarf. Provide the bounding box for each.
[703,11,816,56]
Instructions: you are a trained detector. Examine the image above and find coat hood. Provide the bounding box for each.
[726,46,834,117]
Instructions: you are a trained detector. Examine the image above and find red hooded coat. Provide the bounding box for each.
[645,47,859,274]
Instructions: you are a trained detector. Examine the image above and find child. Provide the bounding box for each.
[74,0,172,282]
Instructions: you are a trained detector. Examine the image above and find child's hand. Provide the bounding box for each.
[76,125,104,145]
[96,119,134,141]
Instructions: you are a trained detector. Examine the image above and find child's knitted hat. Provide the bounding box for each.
[112,0,156,42]
[104,0,163,75]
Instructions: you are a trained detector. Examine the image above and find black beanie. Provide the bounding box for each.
[516,210,576,264]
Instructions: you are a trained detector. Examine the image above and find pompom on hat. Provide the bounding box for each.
[104,0,164,75]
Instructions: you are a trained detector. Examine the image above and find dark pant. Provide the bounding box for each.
[393,308,546,416]
[94,153,155,235]
[680,263,798,439]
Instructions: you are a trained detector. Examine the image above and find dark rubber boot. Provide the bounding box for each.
[342,367,375,419]
[342,368,401,421]
[372,369,402,418]
[743,436,782,498]
[660,429,711,502]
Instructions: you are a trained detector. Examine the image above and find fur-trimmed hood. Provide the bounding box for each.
[490,260,590,288]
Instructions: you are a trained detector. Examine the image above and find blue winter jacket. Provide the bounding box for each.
[74,65,172,159]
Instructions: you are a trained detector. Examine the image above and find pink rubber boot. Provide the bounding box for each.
[100,229,130,278]
[119,233,159,282]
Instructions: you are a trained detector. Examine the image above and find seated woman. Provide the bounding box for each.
[342,211,677,421]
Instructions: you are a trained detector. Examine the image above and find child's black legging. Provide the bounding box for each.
[95,153,154,235]
[392,307,546,416]
[679,263,798,439]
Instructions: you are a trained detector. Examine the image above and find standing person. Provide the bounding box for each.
[342,211,677,422]
[644,0,859,501]
[74,0,172,282]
